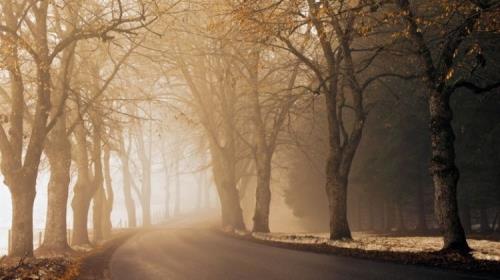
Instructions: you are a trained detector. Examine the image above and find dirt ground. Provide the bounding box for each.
[0,231,137,280]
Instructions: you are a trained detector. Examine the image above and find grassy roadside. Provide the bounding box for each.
[0,230,138,280]
[221,230,500,277]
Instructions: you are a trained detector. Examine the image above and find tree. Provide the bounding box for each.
[395,0,500,253]
[118,129,137,227]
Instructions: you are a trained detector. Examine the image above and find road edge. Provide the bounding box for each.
[218,229,500,277]
[75,230,140,280]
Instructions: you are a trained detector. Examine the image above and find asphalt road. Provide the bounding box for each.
[110,225,495,280]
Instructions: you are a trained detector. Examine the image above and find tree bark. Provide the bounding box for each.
[135,126,152,226]
[119,134,136,227]
[367,196,374,231]
[460,199,471,233]
[253,155,272,232]
[211,148,245,230]
[39,40,75,254]
[396,200,406,232]
[40,143,71,253]
[174,162,181,216]
[415,179,428,233]
[161,149,170,219]
[164,170,170,218]
[224,181,246,230]
[71,184,92,246]
[91,114,105,242]
[92,188,105,242]
[102,146,114,239]
[71,121,95,246]
[383,199,392,232]
[429,89,469,253]
[204,176,210,209]
[197,181,203,210]
[326,174,351,239]
[9,185,36,257]
[479,207,491,233]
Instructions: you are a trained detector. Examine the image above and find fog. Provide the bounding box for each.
[0,0,498,271]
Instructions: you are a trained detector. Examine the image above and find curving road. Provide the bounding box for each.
[110,224,494,280]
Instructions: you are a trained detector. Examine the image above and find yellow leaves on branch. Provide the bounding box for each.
[445,68,454,81]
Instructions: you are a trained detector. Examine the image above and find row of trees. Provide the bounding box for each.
[0,0,187,257]
[0,0,498,259]
[163,0,499,255]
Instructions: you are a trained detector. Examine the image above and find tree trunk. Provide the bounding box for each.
[91,114,105,242]
[224,181,246,230]
[252,155,272,233]
[383,199,392,232]
[40,143,71,253]
[9,185,36,257]
[326,174,351,240]
[197,181,203,210]
[138,149,152,226]
[460,199,471,233]
[119,138,136,228]
[396,200,406,232]
[204,176,210,208]
[356,196,362,231]
[102,146,113,239]
[39,39,75,254]
[134,119,152,226]
[429,89,469,253]
[479,207,491,233]
[212,157,245,230]
[415,180,428,233]
[367,196,374,231]
[174,163,181,216]
[71,120,96,246]
[164,169,170,219]
[71,187,92,246]
[92,188,105,242]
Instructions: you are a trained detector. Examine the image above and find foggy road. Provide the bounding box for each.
[109,225,493,280]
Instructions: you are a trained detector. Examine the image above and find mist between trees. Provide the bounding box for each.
[0,0,498,258]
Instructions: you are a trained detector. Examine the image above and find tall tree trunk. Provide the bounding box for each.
[429,89,469,253]
[383,199,391,232]
[142,178,152,226]
[356,195,362,231]
[174,163,181,216]
[415,179,428,233]
[248,52,273,233]
[211,150,245,230]
[204,175,210,209]
[92,188,105,242]
[396,0,471,254]
[197,180,203,210]
[479,207,491,233]
[39,38,75,254]
[253,155,272,233]
[135,125,152,226]
[102,146,114,239]
[91,112,105,242]
[396,200,406,232]
[71,183,92,246]
[71,121,96,246]
[40,143,71,253]
[119,135,136,227]
[164,169,170,219]
[367,196,374,231]
[460,199,471,233]
[224,180,245,230]
[326,174,351,239]
[9,184,36,257]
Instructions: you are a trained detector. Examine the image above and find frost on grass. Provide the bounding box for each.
[252,232,500,261]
